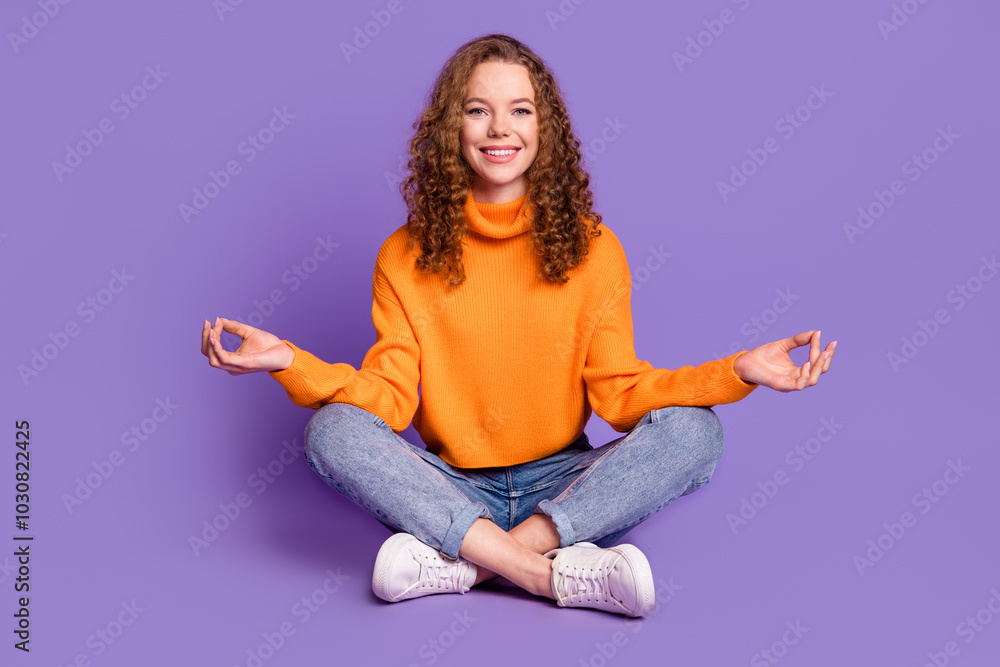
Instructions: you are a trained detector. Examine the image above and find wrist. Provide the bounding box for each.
[277,342,295,371]
[268,341,295,374]
[733,351,752,384]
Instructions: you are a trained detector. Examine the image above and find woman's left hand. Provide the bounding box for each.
[733,330,836,392]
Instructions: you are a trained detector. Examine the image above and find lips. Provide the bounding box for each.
[479,147,521,163]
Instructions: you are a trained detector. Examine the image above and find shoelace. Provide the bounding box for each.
[416,554,469,592]
[553,557,615,605]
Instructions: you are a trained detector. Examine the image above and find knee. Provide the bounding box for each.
[650,405,725,467]
[303,402,372,471]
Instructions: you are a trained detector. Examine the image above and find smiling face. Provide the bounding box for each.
[459,60,539,204]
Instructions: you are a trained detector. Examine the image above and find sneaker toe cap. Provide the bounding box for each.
[609,546,655,616]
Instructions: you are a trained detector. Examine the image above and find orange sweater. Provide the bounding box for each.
[269,191,758,468]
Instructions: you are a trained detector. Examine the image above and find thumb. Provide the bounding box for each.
[218,317,254,340]
[780,330,815,351]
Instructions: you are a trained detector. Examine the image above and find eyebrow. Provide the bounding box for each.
[464,97,536,107]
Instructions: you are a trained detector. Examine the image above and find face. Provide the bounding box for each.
[459,61,539,204]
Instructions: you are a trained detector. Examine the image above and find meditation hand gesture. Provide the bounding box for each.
[201,317,294,375]
[733,330,836,392]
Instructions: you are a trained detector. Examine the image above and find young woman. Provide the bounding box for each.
[200,34,835,618]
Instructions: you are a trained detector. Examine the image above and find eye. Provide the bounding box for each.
[466,108,486,116]
[513,108,532,116]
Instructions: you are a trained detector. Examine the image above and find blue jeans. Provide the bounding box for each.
[303,402,725,561]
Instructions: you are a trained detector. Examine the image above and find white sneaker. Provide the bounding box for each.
[545,542,655,617]
[372,533,478,603]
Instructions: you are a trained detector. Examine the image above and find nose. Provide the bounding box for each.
[488,115,508,137]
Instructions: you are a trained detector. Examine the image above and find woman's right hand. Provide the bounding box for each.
[201,317,295,375]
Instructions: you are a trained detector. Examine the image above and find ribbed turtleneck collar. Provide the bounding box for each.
[463,190,533,239]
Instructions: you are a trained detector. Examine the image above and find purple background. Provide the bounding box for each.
[3,0,999,665]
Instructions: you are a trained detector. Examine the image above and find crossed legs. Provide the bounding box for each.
[303,401,725,611]
[460,515,560,598]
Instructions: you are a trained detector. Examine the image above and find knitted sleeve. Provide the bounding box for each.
[581,279,758,433]
[266,261,421,432]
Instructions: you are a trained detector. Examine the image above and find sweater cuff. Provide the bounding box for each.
[267,341,315,396]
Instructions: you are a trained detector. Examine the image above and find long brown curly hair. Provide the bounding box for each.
[400,33,602,286]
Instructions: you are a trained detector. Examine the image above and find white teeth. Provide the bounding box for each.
[484,149,517,156]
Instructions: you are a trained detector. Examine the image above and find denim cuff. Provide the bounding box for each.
[534,500,576,548]
[439,502,491,560]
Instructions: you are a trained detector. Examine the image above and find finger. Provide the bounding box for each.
[821,341,836,372]
[208,328,237,369]
[209,328,237,369]
[808,330,821,369]
[778,330,815,352]
[201,320,211,357]
[219,317,253,339]
[807,343,837,386]
[212,317,229,353]
[796,360,811,390]
[807,351,825,385]
[206,328,224,368]
[204,320,227,361]
[819,350,832,375]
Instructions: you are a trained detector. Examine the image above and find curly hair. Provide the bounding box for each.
[400,33,602,287]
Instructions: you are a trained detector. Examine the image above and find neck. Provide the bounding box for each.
[472,179,528,205]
